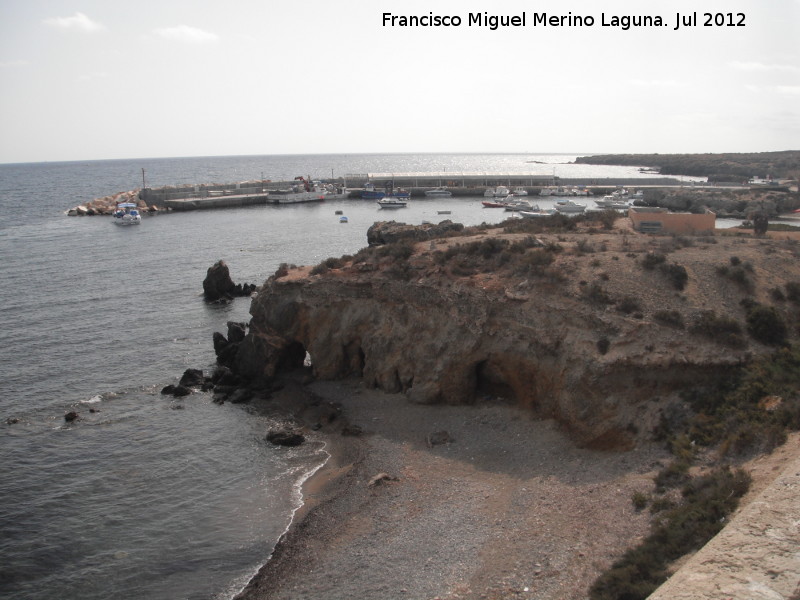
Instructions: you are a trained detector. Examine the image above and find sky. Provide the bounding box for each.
[0,0,798,163]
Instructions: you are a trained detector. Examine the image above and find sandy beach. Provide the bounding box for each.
[236,376,672,600]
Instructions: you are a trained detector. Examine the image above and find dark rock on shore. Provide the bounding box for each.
[64,411,79,422]
[213,322,249,369]
[179,368,205,388]
[427,430,453,447]
[161,383,191,397]
[266,428,305,447]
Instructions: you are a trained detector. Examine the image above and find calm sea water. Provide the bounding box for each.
[0,153,698,600]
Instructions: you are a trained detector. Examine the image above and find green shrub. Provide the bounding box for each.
[631,491,649,511]
[689,311,746,348]
[274,263,290,278]
[376,241,414,260]
[716,263,755,293]
[585,283,614,306]
[617,296,643,315]
[590,467,750,600]
[514,248,555,276]
[642,252,667,270]
[662,263,688,290]
[311,257,345,275]
[746,305,788,345]
[785,281,800,303]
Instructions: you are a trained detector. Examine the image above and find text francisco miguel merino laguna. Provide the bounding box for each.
[382,12,746,31]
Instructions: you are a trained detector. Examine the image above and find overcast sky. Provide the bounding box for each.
[1,0,798,163]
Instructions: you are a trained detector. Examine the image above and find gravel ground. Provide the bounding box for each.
[236,378,671,600]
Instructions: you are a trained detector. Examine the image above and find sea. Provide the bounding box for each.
[0,153,711,600]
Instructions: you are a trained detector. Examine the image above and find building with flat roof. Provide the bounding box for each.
[628,207,716,234]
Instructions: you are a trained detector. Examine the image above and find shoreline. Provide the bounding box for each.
[234,377,670,600]
[234,377,800,600]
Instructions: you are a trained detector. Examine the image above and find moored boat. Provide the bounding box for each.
[361,182,385,200]
[112,202,142,225]
[270,176,326,204]
[377,197,407,208]
[519,206,557,218]
[594,195,631,209]
[482,200,508,208]
[554,200,586,214]
[424,187,452,197]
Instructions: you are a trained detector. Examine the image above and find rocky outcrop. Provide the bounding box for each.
[203,261,257,302]
[225,224,797,449]
[367,220,464,246]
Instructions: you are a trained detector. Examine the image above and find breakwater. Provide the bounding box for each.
[135,175,697,211]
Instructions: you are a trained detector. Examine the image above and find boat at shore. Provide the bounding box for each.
[112,202,142,225]
[520,206,557,218]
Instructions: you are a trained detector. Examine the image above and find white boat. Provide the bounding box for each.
[512,187,528,196]
[504,198,533,211]
[539,186,571,197]
[554,200,586,214]
[493,185,511,197]
[520,206,557,218]
[425,187,452,197]
[112,202,142,225]
[594,195,631,209]
[339,216,348,223]
[377,197,407,208]
[323,184,351,200]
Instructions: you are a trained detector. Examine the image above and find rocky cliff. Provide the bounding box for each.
[229,219,799,449]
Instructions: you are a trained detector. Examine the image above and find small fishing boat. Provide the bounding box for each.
[361,182,385,200]
[377,198,407,208]
[339,216,349,223]
[112,202,142,226]
[482,200,508,208]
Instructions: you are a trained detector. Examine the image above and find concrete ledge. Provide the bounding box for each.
[648,439,800,600]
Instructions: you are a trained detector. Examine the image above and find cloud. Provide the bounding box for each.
[153,25,219,43]
[728,61,800,73]
[0,59,29,68]
[776,85,800,95]
[77,72,110,82]
[628,79,685,88]
[44,12,105,32]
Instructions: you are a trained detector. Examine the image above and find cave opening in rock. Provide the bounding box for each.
[277,340,309,373]
[474,359,516,402]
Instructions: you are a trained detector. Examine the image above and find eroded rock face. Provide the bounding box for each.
[229,227,792,449]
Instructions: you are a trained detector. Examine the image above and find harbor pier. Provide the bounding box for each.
[137,173,706,211]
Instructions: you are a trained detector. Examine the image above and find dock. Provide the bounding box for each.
[138,173,724,211]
